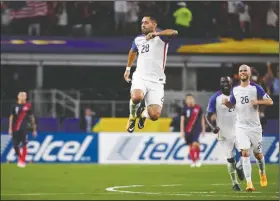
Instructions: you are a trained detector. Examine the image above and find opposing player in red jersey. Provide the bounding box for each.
[180,94,206,167]
[9,91,37,168]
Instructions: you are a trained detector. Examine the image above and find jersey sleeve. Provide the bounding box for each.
[207,94,217,113]
[229,89,236,105]
[181,107,186,116]
[131,39,138,52]
[28,105,33,115]
[199,107,203,117]
[255,84,271,100]
[159,35,170,43]
[10,105,15,115]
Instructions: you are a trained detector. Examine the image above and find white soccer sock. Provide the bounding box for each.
[141,108,150,119]
[242,157,252,183]
[129,99,140,119]
[236,157,243,170]
[257,156,266,174]
[227,162,238,185]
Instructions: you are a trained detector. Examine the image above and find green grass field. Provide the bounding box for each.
[1,164,278,200]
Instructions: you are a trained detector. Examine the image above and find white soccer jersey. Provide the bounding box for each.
[131,34,169,84]
[229,82,271,129]
[207,91,236,140]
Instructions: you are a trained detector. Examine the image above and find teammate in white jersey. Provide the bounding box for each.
[222,65,273,192]
[123,16,178,133]
[206,76,244,191]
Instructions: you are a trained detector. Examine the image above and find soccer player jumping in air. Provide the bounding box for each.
[9,91,37,168]
[124,15,178,133]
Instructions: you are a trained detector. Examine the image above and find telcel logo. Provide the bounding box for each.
[138,137,207,160]
[6,135,93,162]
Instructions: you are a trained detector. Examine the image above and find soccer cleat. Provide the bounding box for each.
[236,166,245,181]
[17,161,26,168]
[245,182,255,192]
[232,183,241,191]
[137,106,146,129]
[195,160,202,168]
[259,170,268,187]
[190,163,196,168]
[126,117,136,133]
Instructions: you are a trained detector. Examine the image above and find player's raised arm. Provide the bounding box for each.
[147,29,178,40]
[156,29,178,37]
[124,40,138,83]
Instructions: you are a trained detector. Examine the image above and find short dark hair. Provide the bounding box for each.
[186,93,193,97]
[144,15,158,23]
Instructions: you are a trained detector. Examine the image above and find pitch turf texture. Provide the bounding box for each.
[1,164,278,200]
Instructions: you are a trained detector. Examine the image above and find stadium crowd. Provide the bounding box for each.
[1,1,279,40]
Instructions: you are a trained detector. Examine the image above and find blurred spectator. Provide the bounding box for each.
[68,2,84,37]
[198,2,219,38]
[169,107,181,132]
[239,3,251,37]
[1,2,11,34]
[79,107,97,133]
[250,67,265,88]
[55,2,68,36]
[127,1,139,36]
[263,62,279,96]
[227,1,244,40]
[173,2,192,37]
[85,1,99,36]
[114,1,128,35]
[0,1,278,39]
[266,4,278,40]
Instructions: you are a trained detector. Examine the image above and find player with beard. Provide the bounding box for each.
[206,76,244,191]
[222,65,273,192]
[123,16,178,133]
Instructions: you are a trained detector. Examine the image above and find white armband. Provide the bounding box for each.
[126,67,131,71]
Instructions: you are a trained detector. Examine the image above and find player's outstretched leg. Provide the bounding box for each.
[242,149,255,192]
[227,158,241,191]
[254,152,267,187]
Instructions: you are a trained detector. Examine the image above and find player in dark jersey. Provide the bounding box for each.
[8,91,37,168]
[180,94,206,167]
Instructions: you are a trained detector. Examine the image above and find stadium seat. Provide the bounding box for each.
[0,118,9,133]
[37,117,59,132]
[263,119,279,134]
[61,118,81,132]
